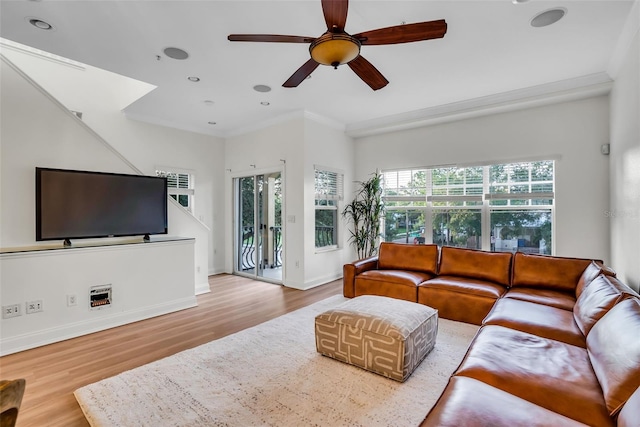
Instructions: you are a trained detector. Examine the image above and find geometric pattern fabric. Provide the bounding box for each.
[315,295,438,382]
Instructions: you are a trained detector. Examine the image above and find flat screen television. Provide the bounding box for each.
[36,167,168,245]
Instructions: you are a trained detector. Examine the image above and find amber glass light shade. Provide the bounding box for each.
[310,33,361,68]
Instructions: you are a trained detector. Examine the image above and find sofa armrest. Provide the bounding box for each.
[343,256,378,298]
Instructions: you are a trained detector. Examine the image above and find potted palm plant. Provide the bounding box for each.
[342,173,384,259]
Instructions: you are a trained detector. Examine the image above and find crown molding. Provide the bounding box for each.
[0,38,86,71]
[345,73,613,139]
[223,110,305,138]
[303,111,346,132]
[223,109,345,139]
[122,110,227,139]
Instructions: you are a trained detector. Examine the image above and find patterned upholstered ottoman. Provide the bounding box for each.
[315,295,438,382]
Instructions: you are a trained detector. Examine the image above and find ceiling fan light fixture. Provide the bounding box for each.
[309,33,360,69]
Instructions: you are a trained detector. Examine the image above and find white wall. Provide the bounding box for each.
[0,58,196,354]
[0,58,138,246]
[224,114,355,289]
[0,47,226,281]
[0,239,195,355]
[354,96,611,264]
[609,14,640,292]
[225,117,305,287]
[304,117,355,286]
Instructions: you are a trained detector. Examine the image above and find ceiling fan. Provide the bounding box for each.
[228,0,447,90]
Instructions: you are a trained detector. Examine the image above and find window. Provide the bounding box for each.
[429,166,483,249]
[156,168,195,213]
[487,161,554,254]
[314,166,344,249]
[383,169,427,244]
[381,160,554,254]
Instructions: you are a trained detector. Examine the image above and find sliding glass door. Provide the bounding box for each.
[234,172,283,283]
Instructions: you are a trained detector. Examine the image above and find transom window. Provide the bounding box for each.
[156,168,195,213]
[382,160,554,254]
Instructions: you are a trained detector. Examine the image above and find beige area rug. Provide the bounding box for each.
[75,295,479,427]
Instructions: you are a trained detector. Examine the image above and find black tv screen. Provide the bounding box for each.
[36,167,168,243]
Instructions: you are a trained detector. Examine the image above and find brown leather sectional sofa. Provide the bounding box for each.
[342,242,640,426]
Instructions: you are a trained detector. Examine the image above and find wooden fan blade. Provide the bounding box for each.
[228,34,314,43]
[321,0,349,32]
[283,59,320,88]
[354,20,447,45]
[347,56,389,91]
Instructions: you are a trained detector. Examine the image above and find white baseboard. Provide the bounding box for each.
[208,267,226,276]
[0,296,197,356]
[195,282,211,295]
[286,272,343,291]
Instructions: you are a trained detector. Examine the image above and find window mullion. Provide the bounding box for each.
[425,169,434,245]
[481,166,491,251]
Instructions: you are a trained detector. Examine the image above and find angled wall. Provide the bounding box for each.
[0,44,225,282]
[0,57,199,355]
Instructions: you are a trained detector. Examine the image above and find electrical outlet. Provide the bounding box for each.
[67,294,77,307]
[2,304,21,319]
[26,300,43,314]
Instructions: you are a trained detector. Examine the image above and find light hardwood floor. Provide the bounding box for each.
[0,274,342,427]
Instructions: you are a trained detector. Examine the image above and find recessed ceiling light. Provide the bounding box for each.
[204,100,215,106]
[253,84,271,93]
[29,18,53,30]
[260,101,270,106]
[208,121,217,125]
[512,0,530,4]
[531,8,567,28]
[163,47,189,60]
[187,76,200,82]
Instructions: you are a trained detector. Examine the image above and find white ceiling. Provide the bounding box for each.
[0,1,634,138]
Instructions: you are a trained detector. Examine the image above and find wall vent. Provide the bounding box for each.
[90,284,112,310]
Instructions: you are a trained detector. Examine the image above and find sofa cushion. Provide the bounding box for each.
[511,252,595,292]
[483,298,585,347]
[421,376,598,427]
[418,276,507,325]
[438,247,512,286]
[574,275,639,336]
[503,287,576,311]
[420,276,506,299]
[454,325,611,426]
[576,260,616,299]
[355,270,432,302]
[587,298,640,416]
[378,242,438,274]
